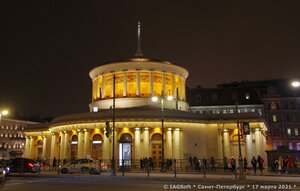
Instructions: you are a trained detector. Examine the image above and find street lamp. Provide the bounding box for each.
[0,110,8,123]
[291,80,300,88]
[152,93,173,172]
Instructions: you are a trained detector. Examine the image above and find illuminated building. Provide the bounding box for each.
[24,24,268,165]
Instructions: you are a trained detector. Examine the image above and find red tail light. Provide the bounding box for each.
[28,163,34,167]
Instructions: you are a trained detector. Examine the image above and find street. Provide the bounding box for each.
[0,173,299,191]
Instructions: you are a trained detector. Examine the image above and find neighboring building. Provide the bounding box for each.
[23,56,267,166]
[187,86,266,164]
[0,118,39,159]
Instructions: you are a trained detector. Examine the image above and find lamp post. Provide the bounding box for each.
[152,93,173,172]
[0,110,8,123]
[235,100,245,180]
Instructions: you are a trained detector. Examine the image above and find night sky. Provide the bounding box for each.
[1,0,300,118]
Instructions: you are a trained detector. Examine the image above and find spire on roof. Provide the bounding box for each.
[135,21,143,57]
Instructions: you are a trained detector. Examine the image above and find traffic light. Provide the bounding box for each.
[105,121,110,138]
[242,122,250,135]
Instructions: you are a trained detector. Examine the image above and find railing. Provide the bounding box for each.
[31,158,300,176]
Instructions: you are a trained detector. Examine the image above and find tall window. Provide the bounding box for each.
[297,143,300,151]
[289,143,293,150]
[140,71,150,97]
[272,115,277,122]
[295,128,299,136]
[271,101,277,110]
[287,128,291,136]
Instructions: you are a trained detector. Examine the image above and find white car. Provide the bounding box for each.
[60,159,99,174]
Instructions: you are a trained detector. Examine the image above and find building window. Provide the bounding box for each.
[272,115,277,122]
[295,128,299,136]
[297,143,300,151]
[287,128,291,136]
[271,101,277,110]
[289,143,293,150]
[273,143,277,150]
[229,109,234,114]
[245,93,250,100]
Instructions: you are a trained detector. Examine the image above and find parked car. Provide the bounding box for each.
[9,158,40,173]
[60,159,99,174]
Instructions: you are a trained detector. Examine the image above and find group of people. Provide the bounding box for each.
[188,156,216,172]
[273,155,294,174]
[223,155,265,175]
[139,157,155,170]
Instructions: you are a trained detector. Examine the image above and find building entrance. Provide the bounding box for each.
[92,134,103,160]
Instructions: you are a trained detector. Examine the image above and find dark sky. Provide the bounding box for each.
[1,0,300,117]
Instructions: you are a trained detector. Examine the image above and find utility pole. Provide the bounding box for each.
[111,74,116,176]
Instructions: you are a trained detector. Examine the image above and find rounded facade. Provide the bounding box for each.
[89,57,189,111]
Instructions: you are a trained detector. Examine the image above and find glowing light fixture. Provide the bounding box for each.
[152,96,158,102]
[291,81,300,88]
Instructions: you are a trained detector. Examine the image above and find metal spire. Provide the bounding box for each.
[135,21,143,57]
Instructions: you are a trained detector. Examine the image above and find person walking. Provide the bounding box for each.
[243,157,248,173]
[52,157,57,171]
[251,156,257,175]
[278,156,283,175]
[257,155,264,175]
[210,157,216,172]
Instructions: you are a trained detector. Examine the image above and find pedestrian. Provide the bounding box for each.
[243,157,247,173]
[52,157,57,171]
[257,155,264,175]
[230,157,236,175]
[278,156,283,175]
[251,156,257,175]
[210,157,216,172]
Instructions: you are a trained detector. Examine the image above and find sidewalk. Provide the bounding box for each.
[8,170,300,184]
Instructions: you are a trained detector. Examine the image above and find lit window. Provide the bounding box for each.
[223,110,227,114]
[289,143,293,150]
[273,143,277,150]
[272,115,277,122]
[287,128,291,136]
[295,128,299,136]
[297,143,300,151]
[251,109,255,112]
[230,109,234,114]
[258,109,262,116]
[245,93,250,100]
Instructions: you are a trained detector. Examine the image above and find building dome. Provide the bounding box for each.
[89,57,189,111]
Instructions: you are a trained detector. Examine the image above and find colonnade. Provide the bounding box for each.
[25,127,183,161]
[92,71,186,101]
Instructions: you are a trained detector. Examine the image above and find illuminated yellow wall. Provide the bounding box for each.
[91,71,186,100]
[115,73,123,97]
[140,71,150,97]
[165,73,173,96]
[153,71,163,96]
[127,71,136,96]
[104,74,112,98]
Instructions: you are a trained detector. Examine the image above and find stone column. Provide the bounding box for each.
[172,128,181,159]
[142,127,150,158]
[103,128,111,159]
[134,128,141,159]
[166,128,173,159]
[223,130,230,159]
[246,133,253,164]
[136,70,140,96]
[84,129,91,158]
[42,136,47,159]
[101,75,105,99]
[50,133,57,161]
[29,137,34,159]
[78,129,84,159]
[64,132,70,160]
[254,128,261,157]
[123,71,127,97]
[162,72,166,94]
[25,137,30,158]
[59,132,65,160]
[150,71,154,96]
[217,129,223,159]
